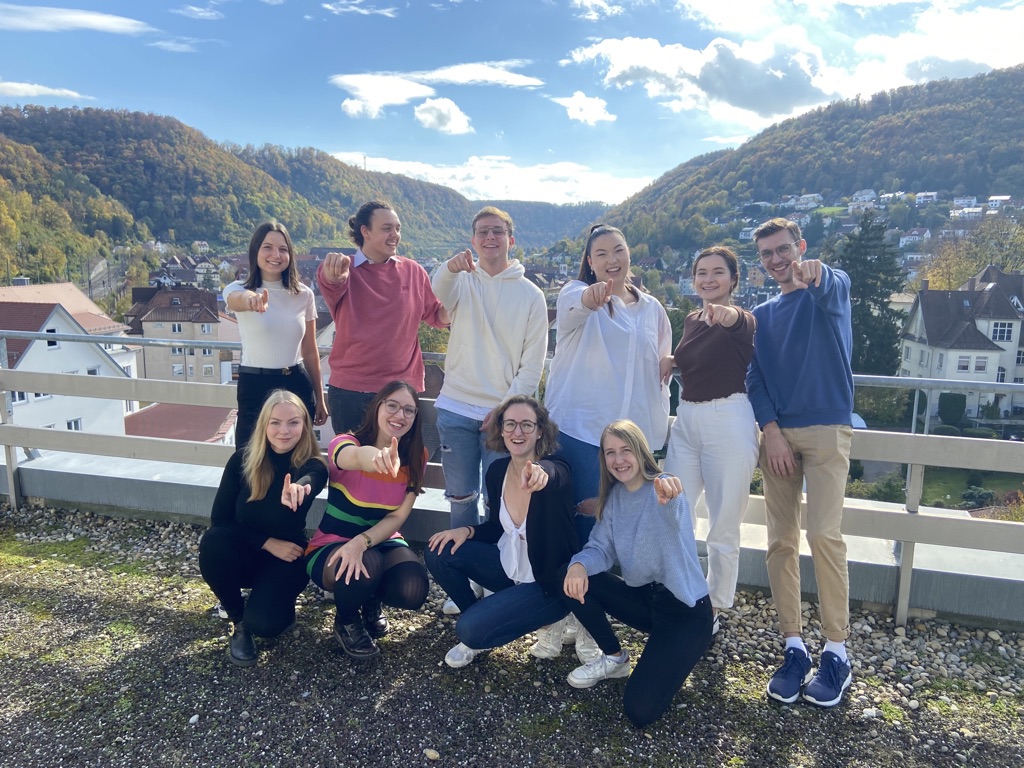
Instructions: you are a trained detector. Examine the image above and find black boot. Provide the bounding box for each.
[334,616,380,659]
[228,621,258,667]
[361,598,389,639]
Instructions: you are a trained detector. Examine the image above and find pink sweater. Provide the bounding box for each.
[317,256,447,392]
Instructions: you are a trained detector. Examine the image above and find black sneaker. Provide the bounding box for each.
[361,598,389,639]
[228,622,258,667]
[334,618,380,659]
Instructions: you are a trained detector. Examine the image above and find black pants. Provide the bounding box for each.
[198,526,309,637]
[235,368,315,451]
[310,543,429,623]
[327,386,376,435]
[559,567,713,728]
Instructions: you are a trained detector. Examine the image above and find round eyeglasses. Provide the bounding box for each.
[382,399,418,419]
[501,419,537,434]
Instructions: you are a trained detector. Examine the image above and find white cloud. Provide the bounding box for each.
[149,38,202,53]
[331,152,650,205]
[550,91,616,126]
[0,3,154,34]
[571,0,625,21]
[322,1,398,18]
[330,74,436,118]
[171,5,224,21]
[413,98,474,135]
[330,61,543,120]
[0,79,92,100]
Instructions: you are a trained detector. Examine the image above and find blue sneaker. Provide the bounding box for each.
[766,647,813,703]
[803,650,852,707]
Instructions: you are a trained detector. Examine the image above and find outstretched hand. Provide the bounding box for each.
[653,474,683,505]
[563,562,589,604]
[322,252,352,283]
[371,436,401,477]
[281,472,313,512]
[520,461,548,493]
[791,259,822,290]
[702,303,736,327]
[244,288,269,313]
[447,249,476,273]
[582,278,615,310]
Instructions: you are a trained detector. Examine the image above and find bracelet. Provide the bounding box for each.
[464,525,474,539]
[361,532,373,548]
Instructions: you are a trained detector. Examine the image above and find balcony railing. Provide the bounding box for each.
[3,329,1023,629]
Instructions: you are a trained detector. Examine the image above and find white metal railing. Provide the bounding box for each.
[2,329,1024,627]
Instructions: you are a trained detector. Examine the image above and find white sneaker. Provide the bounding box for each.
[561,614,579,644]
[529,617,568,659]
[575,626,602,664]
[442,598,461,615]
[567,653,631,689]
[712,615,721,636]
[444,642,480,668]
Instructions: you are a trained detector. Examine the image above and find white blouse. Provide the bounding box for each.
[496,478,535,585]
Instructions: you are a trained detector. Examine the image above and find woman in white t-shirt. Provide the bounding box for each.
[224,221,328,450]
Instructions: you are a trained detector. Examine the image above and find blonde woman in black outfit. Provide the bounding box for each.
[199,390,328,666]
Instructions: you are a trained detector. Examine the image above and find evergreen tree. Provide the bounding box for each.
[830,213,904,375]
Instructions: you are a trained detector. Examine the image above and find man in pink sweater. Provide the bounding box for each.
[318,200,449,433]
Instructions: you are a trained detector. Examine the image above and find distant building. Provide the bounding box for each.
[124,286,223,383]
[915,192,939,206]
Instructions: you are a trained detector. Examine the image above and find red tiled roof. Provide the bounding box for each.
[125,403,237,442]
[0,302,58,367]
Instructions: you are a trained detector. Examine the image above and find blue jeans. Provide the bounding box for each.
[435,407,503,529]
[557,430,601,543]
[425,541,568,649]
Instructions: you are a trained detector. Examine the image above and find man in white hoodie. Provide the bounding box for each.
[431,205,549,540]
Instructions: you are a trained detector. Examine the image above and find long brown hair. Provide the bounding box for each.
[351,381,426,494]
[595,419,662,520]
[576,224,640,317]
[243,221,302,294]
[242,390,325,501]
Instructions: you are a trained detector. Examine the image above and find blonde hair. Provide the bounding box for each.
[242,390,325,501]
[596,419,662,520]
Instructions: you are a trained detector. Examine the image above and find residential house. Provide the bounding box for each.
[915,192,939,206]
[987,195,1012,209]
[124,286,224,383]
[900,268,1024,419]
[851,189,877,203]
[899,228,932,249]
[953,196,978,209]
[1,302,132,435]
[794,193,823,211]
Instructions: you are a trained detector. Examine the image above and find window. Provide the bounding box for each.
[34,392,51,400]
[171,323,183,334]
[87,366,100,376]
[1017,350,1024,366]
[188,364,195,378]
[46,327,58,348]
[125,400,136,413]
[903,346,911,361]
[171,346,185,356]
[997,367,1006,383]
[975,357,987,373]
[67,418,83,431]
[171,297,181,306]
[992,322,1013,342]
[957,356,970,372]
[1015,377,1024,384]
[172,364,184,377]
[201,323,212,334]
[12,391,27,404]
[918,349,928,366]
[936,353,944,371]
[202,364,215,377]
[202,348,213,356]
[122,365,132,376]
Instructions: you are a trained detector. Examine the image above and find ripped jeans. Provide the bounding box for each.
[435,407,503,529]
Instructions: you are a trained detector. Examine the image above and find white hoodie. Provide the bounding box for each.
[431,259,548,414]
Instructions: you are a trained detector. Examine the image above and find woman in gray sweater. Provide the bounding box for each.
[561,419,713,727]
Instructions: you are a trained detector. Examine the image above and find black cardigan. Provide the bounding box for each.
[473,454,580,595]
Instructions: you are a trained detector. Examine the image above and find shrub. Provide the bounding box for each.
[844,472,906,503]
[855,388,909,427]
[930,424,961,437]
[938,392,966,426]
[963,427,999,439]
[961,486,996,509]
[749,468,763,495]
[966,470,984,488]
[929,499,946,508]
[848,459,864,481]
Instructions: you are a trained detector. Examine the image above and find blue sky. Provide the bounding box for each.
[2,1,1023,205]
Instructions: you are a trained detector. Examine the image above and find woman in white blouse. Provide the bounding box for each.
[545,223,673,541]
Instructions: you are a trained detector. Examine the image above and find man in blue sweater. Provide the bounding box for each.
[747,218,854,708]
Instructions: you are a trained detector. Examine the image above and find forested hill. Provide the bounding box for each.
[605,63,1024,258]
[0,106,607,257]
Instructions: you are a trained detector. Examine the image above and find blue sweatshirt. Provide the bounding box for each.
[570,479,708,607]
[746,264,853,429]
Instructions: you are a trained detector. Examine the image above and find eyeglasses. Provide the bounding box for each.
[474,227,508,238]
[758,242,799,261]
[501,419,537,434]
[382,399,418,419]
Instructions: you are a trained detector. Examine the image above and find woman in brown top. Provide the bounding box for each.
[663,246,759,635]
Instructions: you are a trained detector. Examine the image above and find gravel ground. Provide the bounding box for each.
[1,502,1022,768]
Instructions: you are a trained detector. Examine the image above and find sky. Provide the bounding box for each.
[2,1,1023,206]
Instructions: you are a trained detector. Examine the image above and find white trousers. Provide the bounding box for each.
[664,393,760,609]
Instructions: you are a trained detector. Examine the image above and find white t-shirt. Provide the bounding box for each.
[224,279,316,368]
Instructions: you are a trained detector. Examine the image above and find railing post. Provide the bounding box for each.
[894,461,924,626]
[0,338,22,512]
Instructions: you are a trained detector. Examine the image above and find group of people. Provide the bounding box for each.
[199,205,856,726]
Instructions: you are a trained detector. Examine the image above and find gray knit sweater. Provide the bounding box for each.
[570,479,709,607]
